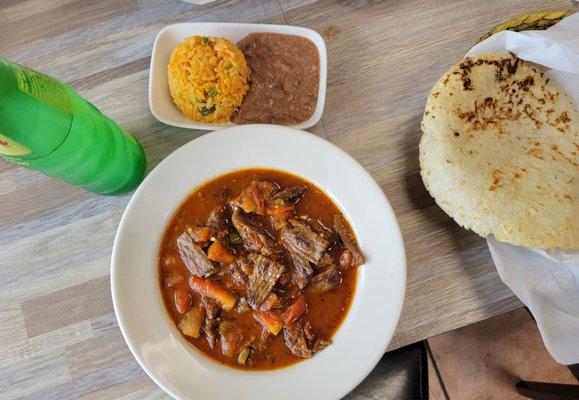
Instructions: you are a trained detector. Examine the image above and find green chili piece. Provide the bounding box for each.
[200,105,216,116]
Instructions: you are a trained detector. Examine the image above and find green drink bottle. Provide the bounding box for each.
[0,58,146,195]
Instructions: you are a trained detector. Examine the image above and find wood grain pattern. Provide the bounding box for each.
[21,276,111,338]
[66,330,133,379]
[1,0,575,398]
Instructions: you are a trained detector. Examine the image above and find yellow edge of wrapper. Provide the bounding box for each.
[477,9,575,43]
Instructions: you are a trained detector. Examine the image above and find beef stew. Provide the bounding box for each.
[159,168,364,370]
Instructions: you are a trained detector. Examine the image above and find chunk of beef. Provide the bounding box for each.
[177,231,217,277]
[227,261,247,286]
[246,253,285,309]
[313,339,331,353]
[231,181,279,215]
[237,256,254,276]
[283,322,312,358]
[202,296,220,349]
[280,219,329,264]
[207,206,229,238]
[287,251,313,289]
[296,215,332,236]
[303,321,314,341]
[309,267,342,292]
[318,252,334,268]
[219,322,246,358]
[186,226,215,247]
[334,214,365,267]
[268,185,307,205]
[231,209,279,256]
[258,181,279,197]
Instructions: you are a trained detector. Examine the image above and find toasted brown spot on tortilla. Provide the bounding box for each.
[489,169,503,191]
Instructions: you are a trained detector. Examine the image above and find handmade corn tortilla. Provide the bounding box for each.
[420,51,578,249]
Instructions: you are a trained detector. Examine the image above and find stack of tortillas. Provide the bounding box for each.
[420,51,578,249]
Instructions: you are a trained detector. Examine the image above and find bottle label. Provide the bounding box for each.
[11,62,72,115]
[0,133,31,156]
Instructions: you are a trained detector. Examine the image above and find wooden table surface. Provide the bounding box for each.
[1,1,575,399]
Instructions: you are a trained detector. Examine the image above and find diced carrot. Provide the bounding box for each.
[179,306,204,338]
[237,181,278,215]
[207,241,235,263]
[240,195,255,213]
[174,289,191,314]
[239,193,257,213]
[189,276,237,311]
[188,226,214,245]
[339,250,353,269]
[259,293,279,311]
[280,295,307,326]
[237,182,259,213]
[254,311,283,336]
[273,218,288,230]
[266,204,295,220]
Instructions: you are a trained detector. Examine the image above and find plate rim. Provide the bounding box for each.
[111,124,406,400]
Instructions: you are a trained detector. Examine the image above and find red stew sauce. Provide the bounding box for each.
[159,168,364,370]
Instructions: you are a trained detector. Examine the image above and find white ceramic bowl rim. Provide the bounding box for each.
[111,124,406,400]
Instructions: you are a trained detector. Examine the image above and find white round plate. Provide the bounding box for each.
[111,124,406,400]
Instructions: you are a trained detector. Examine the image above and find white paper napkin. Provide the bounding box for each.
[466,14,579,365]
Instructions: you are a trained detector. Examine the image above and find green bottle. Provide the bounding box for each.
[0,58,146,195]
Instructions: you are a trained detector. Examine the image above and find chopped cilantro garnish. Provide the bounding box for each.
[207,86,217,97]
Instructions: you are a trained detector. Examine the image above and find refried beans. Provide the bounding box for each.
[231,33,320,125]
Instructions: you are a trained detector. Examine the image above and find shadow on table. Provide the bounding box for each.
[343,342,428,400]
[401,113,509,315]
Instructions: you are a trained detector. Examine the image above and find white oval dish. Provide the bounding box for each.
[111,125,406,400]
[149,23,327,131]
